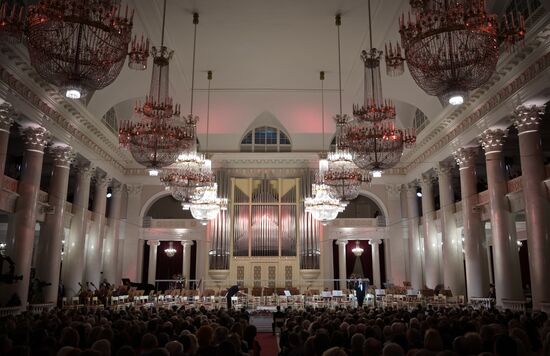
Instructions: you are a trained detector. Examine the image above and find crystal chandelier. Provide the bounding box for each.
[352,241,364,257]
[386,0,525,105]
[119,2,196,173]
[320,18,367,203]
[0,0,149,99]
[305,183,345,225]
[324,115,368,202]
[305,70,347,223]
[188,71,228,222]
[162,68,216,207]
[164,242,177,258]
[160,148,213,208]
[343,2,416,175]
[190,183,228,225]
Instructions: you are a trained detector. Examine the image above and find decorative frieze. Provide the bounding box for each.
[0,65,125,171]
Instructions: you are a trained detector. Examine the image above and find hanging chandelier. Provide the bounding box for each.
[164,242,177,258]
[188,71,228,221]
[386,0,525,105]
[305,183,345,225]
[343,3,416,176]
[160,149,213,208]
[0,0,149,99]
[324,115,368,202]
[190,183,228,225]
[352,241,364,257]
[162,56,215,209]
[305,71,346,224]
[119,2,196,174]
[319,17,367,203]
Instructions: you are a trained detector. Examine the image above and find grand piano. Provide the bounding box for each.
[121,278,156,294]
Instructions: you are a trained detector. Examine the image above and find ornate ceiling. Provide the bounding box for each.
[0,0,549,180]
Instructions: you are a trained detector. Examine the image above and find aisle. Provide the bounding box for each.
[256,333,279,356]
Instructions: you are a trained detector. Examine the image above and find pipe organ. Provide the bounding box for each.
[208,171,322,289]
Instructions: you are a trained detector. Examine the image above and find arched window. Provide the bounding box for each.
[413,109,429,133]
[102,107,118,133]
[240,126,291,152]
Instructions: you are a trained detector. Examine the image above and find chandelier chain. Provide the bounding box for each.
[190,13,199,116]
[321,71,325,152]
[206,71,212,153]
[336,14,342,119]
[160,0,167,47]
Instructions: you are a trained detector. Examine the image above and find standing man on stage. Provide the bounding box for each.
[355,278,368,308]
[226,285,240,310]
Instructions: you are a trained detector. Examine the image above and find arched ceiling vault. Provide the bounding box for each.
[88,0,441,152]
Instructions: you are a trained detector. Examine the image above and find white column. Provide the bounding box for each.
[181,240,194,288]
[35,145,73,303]
[62,163,94,297]
[84,174,109,287]
[336,240,348,289]
[480,128,523,305]
[369,239,382,288]
[406,182,423,289]
[512,106,550,310]
[420,173,440,289]
[122,184,142,281]
[385,184,407,285]
[147,240,160,285]
[320,225,334,289]
[2,126,48,306]
[437,162,466,296]
[0,103,15,185]
[454,147,489,299]
[102,182,123,285]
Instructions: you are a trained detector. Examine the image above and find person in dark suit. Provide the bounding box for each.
[272,305,286,335]
[355,278,368,308]
[226,285,240,310]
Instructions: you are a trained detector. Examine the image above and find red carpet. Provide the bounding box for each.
[256,333,279,356]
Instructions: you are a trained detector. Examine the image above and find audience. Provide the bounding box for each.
[0,304,549,356]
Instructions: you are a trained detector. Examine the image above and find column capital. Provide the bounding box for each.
[110,181,123,194]
[420,172,436,187]
[435,162,454,177]
[181,240,194,247]
[93,174,111,188]
[480,128,507,155]
[406,180,419,192]
[369,239,382,246]
[385,184,403,200]
[127,184,143,197]
[20,126,49,152]
[0,102,16,132]
[512,105,545,134]
[147,240,160,247]
[335,239,348,246]
[453,147,479,168]
[75,163,95,178]
[49,145,75,168]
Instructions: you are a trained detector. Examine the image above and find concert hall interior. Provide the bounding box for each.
[1,0,550,326]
